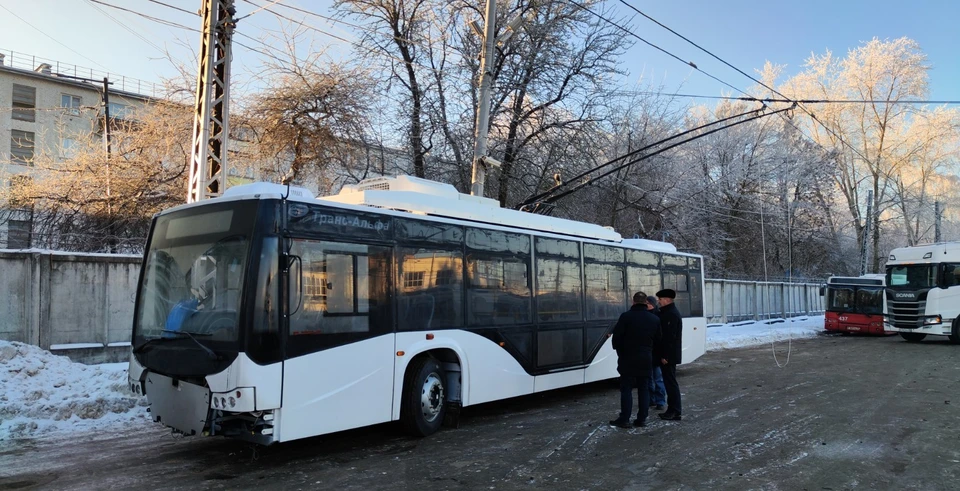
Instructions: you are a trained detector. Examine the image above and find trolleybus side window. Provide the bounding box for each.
[626,250,661,303]
[535,237,583,368]
[465,228,532,327]
[662,254,691,316]
[535,238,583,322]
[287,239,392,356]
[583,244,626,320]
[397,247,464,330]
[688,256,704,317]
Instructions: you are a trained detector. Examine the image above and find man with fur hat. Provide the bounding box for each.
[656,288,683,421]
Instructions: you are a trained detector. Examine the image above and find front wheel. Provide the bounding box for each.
[949,321,960,344]
[900,332,927,343]
[400,357,447,437]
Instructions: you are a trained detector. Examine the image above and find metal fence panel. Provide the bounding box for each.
[704,279,824,324]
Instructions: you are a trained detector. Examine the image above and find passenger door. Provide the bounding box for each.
[280,239,395,441]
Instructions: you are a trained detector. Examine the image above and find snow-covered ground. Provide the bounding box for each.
[0,341,149,442]
[0,315,825,442]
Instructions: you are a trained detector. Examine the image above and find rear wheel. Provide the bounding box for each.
[400,356,446,437]
[900,332,927,343]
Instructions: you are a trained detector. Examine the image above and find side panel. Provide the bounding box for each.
[534,369,585,393]
[205,353,282,410]
[681,317,707,365]
[584,337,618,383]
[277,334,395,442]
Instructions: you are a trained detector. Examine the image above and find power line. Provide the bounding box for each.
[0,4,112,71]
[615,0,881,177]
[85,0,169,56]
[565,0,747,98]
[610,89,960,105]
[145,0,197,16]
[242,0,451,77]
[236,0,286,21]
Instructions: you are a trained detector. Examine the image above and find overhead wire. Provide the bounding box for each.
[0,4,113,71]
[565,0,747,97]
[537,106,794,208]
[615,0,884,178]
[517,107,762,207]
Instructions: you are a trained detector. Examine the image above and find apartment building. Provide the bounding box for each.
[0,50,158,249]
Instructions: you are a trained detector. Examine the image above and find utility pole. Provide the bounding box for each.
[859,189,873,276]
[469,1,525,197]
[188,0,236,203]
[469,0,499,198]
[101,77,115,253]
[935,201,943,243]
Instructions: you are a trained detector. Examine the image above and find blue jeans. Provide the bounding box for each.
[648,366,666,406]
[618,375,651,422]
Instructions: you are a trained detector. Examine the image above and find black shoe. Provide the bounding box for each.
[633,419,647,427]
[654,404,664,411]
[658,412,682,421]
[609,419,631,429]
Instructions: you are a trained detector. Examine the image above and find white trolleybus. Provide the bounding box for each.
[885,242,960,343]
[128,176,707,444]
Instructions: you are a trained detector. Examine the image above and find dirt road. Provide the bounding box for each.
[3,333,960,490]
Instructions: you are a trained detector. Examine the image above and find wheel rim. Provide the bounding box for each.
[420,371,444,423]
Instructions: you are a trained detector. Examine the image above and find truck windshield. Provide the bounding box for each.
[133,201,258,350]
[886,264,937,290]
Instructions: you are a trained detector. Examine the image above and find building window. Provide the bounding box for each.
[6,219,32,249]
[8,175,33,210]
[403,271,425,289]
[10,130,35,164]
[61,137,76,158]
[61,94,82,116]
[12,84,36,122]
[107,102,132,119]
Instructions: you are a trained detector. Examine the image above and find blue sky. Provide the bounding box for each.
[1,0,958,102]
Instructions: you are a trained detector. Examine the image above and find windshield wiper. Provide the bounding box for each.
[161,329,220,360]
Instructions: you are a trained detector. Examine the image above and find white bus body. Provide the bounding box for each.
[128,176,707,444]
[884,242,960,342]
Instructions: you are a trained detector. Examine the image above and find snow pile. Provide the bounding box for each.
[0,340,149,441]
[706,316,825,351]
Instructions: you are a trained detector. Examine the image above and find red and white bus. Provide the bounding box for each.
[822,274,889,334]
[128,175,707,444]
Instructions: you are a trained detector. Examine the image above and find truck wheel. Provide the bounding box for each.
[400,356,446,437]
[900,332,926,343]
[949,321,960,345]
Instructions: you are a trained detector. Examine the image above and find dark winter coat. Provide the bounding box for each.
[612,304,662,377]
[657,302,683,365]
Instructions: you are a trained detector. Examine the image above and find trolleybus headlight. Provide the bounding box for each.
[213,397,219,408]
[221,397,227,408]
[228,397,236,408]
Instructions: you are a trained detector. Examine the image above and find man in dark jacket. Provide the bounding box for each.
[609,292,662,429]
[656,288,683,421]
[646,295,667,411]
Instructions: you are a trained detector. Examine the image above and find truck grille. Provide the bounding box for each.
[888,300,926,329]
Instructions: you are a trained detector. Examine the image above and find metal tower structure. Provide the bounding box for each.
[187,0,236,203]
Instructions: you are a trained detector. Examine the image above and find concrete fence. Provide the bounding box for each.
[0,250,826,363]
[704,279,824,324]
[0,250,141,363]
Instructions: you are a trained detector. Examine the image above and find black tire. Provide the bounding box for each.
[949,321,960,345]
[900,332,927,343]
[400,356,446,437]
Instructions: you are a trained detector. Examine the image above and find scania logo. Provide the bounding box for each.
[895,292,916,299]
